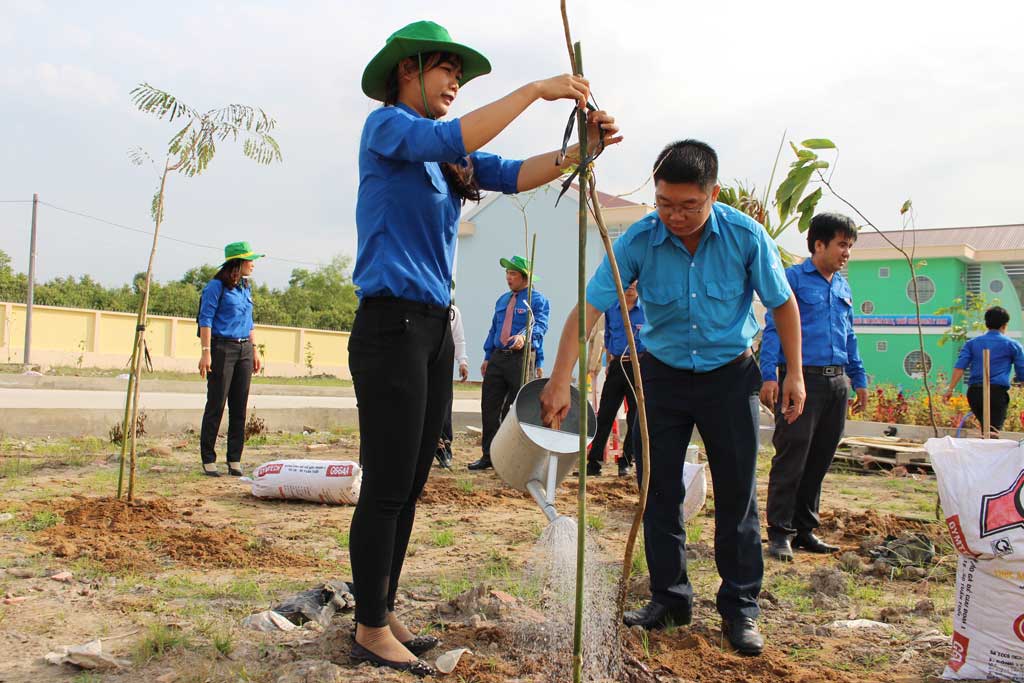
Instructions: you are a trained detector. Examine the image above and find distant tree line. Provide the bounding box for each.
[0,249,359,331]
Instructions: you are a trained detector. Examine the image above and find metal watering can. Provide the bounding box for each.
[490,378,596,522]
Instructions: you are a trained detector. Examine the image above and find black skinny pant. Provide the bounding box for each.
[480,349,525,457]
[636,352,763,621]
[588,357,639,467]
[348,297,453,627]
[200,338,253,464]
[766,372,848,539]
[966,384,1010,430]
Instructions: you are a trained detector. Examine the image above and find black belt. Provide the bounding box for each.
[360,295,450,319]
[797,365,845,377]
[212,336,250,343]
[497,348,524,355]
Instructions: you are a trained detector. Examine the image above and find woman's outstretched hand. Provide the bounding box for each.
[534,74,590,108]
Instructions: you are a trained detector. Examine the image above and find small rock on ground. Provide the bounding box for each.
[276,660,346,683]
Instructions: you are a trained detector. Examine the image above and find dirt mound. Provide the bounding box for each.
[419,477,534,509]
[561,477,640,512]
[36,496,315,572]
[819,509,944,545]
[644,628,858,683]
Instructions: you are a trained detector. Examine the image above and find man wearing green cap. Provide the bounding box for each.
[468,256,549,471]
[198,241,264,477]
[348,19,620,676]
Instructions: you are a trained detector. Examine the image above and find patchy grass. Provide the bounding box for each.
[331,529,350,549]
[432,530,455,548]
[455,478,475,494]
[766,573,813,612]
[134,623,192,663]
[22,509,63,531]
[586,513,605,532]
[438,574,473,601]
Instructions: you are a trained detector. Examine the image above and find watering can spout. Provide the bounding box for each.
[526,479,561,523]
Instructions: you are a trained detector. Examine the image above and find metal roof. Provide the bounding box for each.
[855,224,1024,251]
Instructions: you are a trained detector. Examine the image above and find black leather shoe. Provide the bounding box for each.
[793,531,839,554]
[202,464,221,477]
[401,634,440,656]
[586,461,602,476]
[723,617,764,655]
[767,537,793,562]
[618,462,634,477]
[623,601,691,630]
[350,642,436,677]
[227,465,243,477]
[467,457,492,471]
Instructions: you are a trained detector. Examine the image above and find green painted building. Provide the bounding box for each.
[845,224,1024,389]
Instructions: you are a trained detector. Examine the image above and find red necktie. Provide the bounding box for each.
[499,292,517,346]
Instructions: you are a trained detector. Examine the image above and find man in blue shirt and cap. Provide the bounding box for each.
[759,213,868,562]
[469,256,550,470]
[541,140,805,656]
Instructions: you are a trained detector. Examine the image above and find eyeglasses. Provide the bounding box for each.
[655,198,709,217]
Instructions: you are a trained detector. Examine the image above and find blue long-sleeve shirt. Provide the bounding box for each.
[198,278,254,339]
[483,288,550,366]
[955,330,1024,387]
[760,259,867,389]
[586,204,791,371]
[354,103,524,307]
[604,302,646,357]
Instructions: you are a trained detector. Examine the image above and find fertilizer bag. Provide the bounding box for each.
[243,459,361,505]
[926,436,1024,681]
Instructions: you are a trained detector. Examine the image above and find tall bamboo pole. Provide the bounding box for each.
[572,40,588,683]
[982,349,991,439]
[521,234,538,386]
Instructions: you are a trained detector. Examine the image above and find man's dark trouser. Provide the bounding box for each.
[635,352,763,621]
[480,349,525,458]
[200,338,253,464]
[589,357,639,467]
[766,371,848,540]
[966,384,1010,431]
[347,297,454,627]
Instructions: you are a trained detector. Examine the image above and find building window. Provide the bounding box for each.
[878,267,890,278]
[860,301,875,314]
[966,264,982,295]
[876,341,888,352]
[903,350,932,379]
[1002,263,1024,308]
[906,275,936,305]
[990,279,1005,294]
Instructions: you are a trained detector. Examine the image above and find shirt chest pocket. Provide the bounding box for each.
[701,280,745,332]
[796,286,826,322]
[640,283,684,329]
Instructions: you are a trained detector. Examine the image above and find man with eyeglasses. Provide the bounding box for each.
[540,139,805,656]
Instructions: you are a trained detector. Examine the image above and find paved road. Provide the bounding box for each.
[0,388,482,413]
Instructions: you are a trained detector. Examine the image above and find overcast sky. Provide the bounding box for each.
[2,0,1022,289]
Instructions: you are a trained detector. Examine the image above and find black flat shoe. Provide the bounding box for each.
[623,600,692,630]
[227,465,243,477]
[350,642,436,677]
[793,531,839,554]
[401,634,440,656]
[202,465,221,477]
[723,617,764,656]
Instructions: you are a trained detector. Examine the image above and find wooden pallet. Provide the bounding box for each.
[837,436,932,471]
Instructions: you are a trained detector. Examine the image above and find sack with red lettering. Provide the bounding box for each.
[926,437,1024,680]
[244,459,361,505]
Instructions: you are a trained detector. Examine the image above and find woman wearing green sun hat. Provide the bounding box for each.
[347,20,621,675]
[197,241,264,477]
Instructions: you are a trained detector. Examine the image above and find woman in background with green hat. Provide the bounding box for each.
[347,19,621,675]
[197,241,263,477]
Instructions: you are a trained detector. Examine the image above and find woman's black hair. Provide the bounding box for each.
[383,51,482,204]
[214,260,248,290]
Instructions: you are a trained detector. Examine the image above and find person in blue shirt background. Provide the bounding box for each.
[468,256,550,471]
[943,305,1024,433]
[348,20,620,675]
[197,241,263,478]
[586,280,645,477]
[759,213,867,562]
[541,140,805,656]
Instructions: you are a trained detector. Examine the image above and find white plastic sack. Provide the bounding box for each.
[926,437,1024,681]
[243,459,361,505]
[683,462,707,521]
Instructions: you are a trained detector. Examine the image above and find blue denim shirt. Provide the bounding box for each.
[198,278,254,339]
[955,330,1024,387]
[483,288,550,367]
[586,203,791,371]
[354,103,524,307]
[604,302,646,357]
[760,259,867,388]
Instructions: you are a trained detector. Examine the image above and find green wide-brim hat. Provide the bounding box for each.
[361,20,491,102]
[223,241,264,262]
[500,255,537,281]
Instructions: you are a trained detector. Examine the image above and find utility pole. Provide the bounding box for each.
[23,193,38,370]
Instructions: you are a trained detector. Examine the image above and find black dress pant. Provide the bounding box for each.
[636,352,763,621]
[589,357,639,467]
[200,338,253,464]
[480,349,525,457]
[348,297,454,627]
[966,384,1010,430]
[766,371,848,539]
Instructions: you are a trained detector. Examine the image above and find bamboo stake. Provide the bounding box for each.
[521,233,538,386]
[983,349,991,439]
